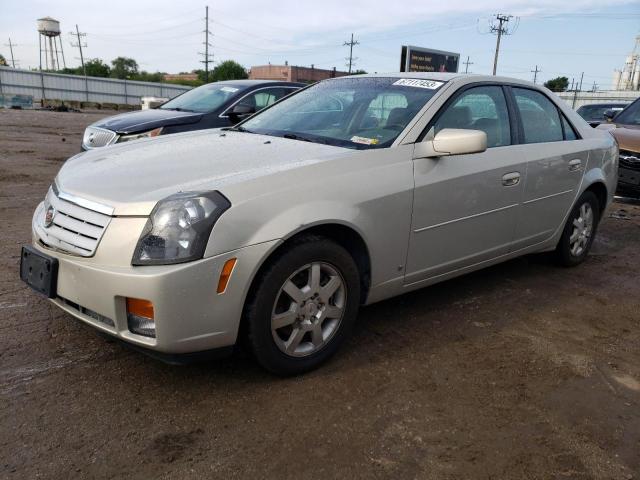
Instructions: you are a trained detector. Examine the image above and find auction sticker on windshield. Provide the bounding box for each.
[351,136,379,145]
[220,86,239,93]
[392,79,444,89]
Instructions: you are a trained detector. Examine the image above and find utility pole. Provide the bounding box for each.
[70,25,87,76]
[578,71,584,91]
[490,14,514,76]
[5,38,17,68]
[343,33,359,74]
[199,6,214,83]
[531,65,541,84]
[463,56,473,74]
[70,25,88,101]
[591,81,598,92]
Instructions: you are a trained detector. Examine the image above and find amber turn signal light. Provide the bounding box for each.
[217,258,237,294]
[126,297,154,319]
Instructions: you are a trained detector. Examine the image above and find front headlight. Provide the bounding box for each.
[132,191,231,266]
[117,127,163,143]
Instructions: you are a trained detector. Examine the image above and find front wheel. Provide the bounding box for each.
[555,191,601,267]
[244,235,361,375]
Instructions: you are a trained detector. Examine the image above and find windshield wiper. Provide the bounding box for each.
[162,107,195,112]
[228,125,255,134]
[282,133,314,143]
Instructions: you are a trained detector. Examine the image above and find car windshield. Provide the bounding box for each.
[159,83,245,113]
[577,105,613,121]
[613,99,640,126]
[577,104,625,121]
[240,77,446,149]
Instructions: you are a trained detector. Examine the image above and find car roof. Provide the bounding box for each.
[578,103,628,107]
[214,79,304,87]
[330,72,541,88]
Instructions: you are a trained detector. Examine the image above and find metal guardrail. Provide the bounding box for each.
[0,67,191,105]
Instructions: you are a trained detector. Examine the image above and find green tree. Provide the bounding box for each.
[351,69,367,75]
[135,71,165,83]
[211,60,248,82]
[84,58,111,77]
[0,54,7,66]
[544,76,569,92]
[110,57,139,79]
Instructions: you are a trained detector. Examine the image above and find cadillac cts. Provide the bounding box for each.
[21,73,618,375]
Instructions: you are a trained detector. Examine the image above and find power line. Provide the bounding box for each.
[199,5,214,83]
[531,65,541,84]
[343,33,359,74]
[4,38,17,68]
[463,56,473,73]
[489,13,518,75]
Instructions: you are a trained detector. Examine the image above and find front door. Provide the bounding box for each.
[405,85,527,286]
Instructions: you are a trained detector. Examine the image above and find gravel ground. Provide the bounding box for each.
[1,108,639,480]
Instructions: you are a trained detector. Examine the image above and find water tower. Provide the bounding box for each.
[37,17,66,70]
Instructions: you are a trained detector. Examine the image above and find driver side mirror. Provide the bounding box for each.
[227,103,255,123]
[603,109,616,122]
[414,128,488,159]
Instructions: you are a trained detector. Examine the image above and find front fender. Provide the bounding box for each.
[204,145,416,289]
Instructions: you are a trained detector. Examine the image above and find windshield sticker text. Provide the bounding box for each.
[392,79,444,89]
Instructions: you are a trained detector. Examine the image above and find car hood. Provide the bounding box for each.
[607,124,640,153]
[55,130,350,215]
[92,108,204,134]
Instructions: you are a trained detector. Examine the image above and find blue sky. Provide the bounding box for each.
[1,0,639,89]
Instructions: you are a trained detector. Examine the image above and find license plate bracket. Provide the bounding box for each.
[20,246,58,298]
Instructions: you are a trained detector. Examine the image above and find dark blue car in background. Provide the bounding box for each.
[81,80,304,150]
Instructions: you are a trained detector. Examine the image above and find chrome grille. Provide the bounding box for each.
[34,187,112,257]
[82,126,117,149]
[619,150,640,172]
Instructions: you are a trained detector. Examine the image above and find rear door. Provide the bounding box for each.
[509,87,587,249]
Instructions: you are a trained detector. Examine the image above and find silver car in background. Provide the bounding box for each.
[21,73,618,375]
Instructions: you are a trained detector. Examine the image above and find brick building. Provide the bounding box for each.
[163,73,199,82]
[249,64,349,83]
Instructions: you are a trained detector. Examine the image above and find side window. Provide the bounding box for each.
[238,88,291,113]
[433,86,511,148]
[561,114,578,140]
[513,88,563,144]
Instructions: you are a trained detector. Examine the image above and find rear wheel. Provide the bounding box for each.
[555,191,600,267]
[244,235,360,375]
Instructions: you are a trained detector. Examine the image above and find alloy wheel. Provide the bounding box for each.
[569,202,594,257]
[271,262,346,357]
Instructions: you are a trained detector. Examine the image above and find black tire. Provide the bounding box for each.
[244,235,361,376]
[555,191,601,267]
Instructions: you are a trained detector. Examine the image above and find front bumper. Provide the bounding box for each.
[30,209,279,354]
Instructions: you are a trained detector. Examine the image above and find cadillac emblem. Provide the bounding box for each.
[44,205,56,228]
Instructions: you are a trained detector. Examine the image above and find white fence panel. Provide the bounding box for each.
[0,67,191,106]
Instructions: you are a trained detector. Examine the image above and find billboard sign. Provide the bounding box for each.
[400,46,460,73]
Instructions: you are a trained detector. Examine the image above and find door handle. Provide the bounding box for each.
[568,159,582,171]
[502,172,521,187]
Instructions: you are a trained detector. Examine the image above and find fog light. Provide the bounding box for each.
[126,297,156,338]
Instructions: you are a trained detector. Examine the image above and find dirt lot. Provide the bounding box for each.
[1,108,639,479]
